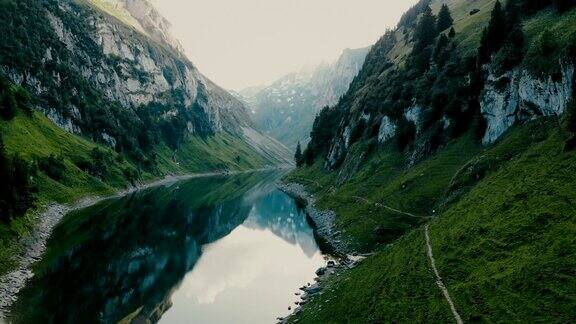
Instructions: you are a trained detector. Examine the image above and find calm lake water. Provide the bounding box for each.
[9,171,326,323]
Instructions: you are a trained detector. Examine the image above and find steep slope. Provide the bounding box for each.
[305,0,574,170]
[242,47,370,149]
[0,0,290,278]
[0,0,290,164]
[286,0,576,322]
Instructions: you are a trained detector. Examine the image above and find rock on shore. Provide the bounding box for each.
[278,183,351,255]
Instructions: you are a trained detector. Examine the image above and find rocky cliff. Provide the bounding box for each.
[481,64,574,144]
[242,47,370,149]
[0,0,290,164]
[313,0,575,171]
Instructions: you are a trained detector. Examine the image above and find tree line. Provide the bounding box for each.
[296,0,576,167]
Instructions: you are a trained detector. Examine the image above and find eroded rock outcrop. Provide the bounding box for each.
[481,64,574,144]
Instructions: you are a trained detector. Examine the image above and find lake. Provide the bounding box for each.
[8,171,326,323]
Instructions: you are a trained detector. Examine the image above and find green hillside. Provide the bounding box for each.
[286,0,576,321]
[288,116,576,323]
[0,109,275,276]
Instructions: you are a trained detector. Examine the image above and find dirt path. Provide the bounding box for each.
[424,224,463,324]
[285,180,461,322]
[351,196,433,219]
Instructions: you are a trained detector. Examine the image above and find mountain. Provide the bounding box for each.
[0,0,292,166]
[0,0,291,275]
[241,47,370,149]
[287,0,576,322]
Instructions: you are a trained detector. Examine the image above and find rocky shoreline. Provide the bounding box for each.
[278,182,367,323]
[0,170,236,319]
[278,183,352,256]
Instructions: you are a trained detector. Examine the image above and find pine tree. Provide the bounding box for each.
[437,4,454,32]
[413,6,438,53]
[448,27,456,38]
[303,146,315,166]
[411,5,438,72]
[487,1,507,50]
[433,34,450,67]
[478,0,507,63]
[294,142,303,167]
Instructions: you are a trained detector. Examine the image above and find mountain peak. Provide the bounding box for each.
[88,0,184,53]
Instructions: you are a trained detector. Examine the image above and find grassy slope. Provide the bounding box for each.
[0,111,277,275]
[286,133,482,252]
[286,2,576,322]
[289,118,576,323]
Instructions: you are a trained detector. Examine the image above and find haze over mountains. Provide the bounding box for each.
[240,47,370,149]
[1,0,576,323]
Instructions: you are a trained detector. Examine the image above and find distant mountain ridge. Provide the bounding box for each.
[240,47,370,149]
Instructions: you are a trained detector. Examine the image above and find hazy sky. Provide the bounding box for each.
[151,0,417,90]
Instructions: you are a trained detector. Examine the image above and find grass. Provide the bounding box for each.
[437,0,497,57]
[522,7,576,74]
[160,133,276,174]
[287,118,576,323]
[286,132,482,252]
[0,111,280,276]
[431,127,576,322]
[293,228,453,323]
[83,0,147,35]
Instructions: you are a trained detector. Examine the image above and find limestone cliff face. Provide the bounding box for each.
[0,0,293,163]
[481,64,574,144]
[324,65,574,170]
[90,0,184,53]
[42,2,249,137]
[120,0,185,53]
[325,104,424,170]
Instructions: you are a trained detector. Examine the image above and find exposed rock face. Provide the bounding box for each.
[243,47,370,149]
[91,0,183,53]
[481,64,574,144]
[1,0,295,165]
[325,125,349,170]
[120,0,184,53]
[2,0,254,139]
[405,105,423,134]
[378,116,396,143]
[326,64,573,171]
[40,3,249,135]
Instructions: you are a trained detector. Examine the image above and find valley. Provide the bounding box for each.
[0,0,575,323]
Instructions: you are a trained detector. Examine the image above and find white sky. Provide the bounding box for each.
[150,0,418,91]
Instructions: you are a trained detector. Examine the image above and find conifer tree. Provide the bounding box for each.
[413,6,438,53]
[294,142,303,167]
[433,34,450,67]
[478,0,507,63]
[436,4,454,32]
[448,27,456,38]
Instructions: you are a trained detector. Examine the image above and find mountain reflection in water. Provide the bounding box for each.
[9,171,325,324]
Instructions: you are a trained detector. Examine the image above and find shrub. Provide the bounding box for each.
[88,148,111,179]
[303,146,315,166]
[0,136,36,223]
[396,117,416,151]
[122,166,139,185]
[567,99,576,134]
[349,119,367,145]
[38,154,66,181]
[0,90,17,120]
